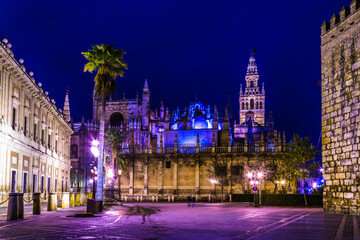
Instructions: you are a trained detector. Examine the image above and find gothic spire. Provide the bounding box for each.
[143,79,149,91]
[63,90,71,123]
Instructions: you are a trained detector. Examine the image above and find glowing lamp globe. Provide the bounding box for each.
[247,173,252,178]
[257,172,263,178]
[107,169,114,178]
[91,146,99,157]
[92,140,99,146]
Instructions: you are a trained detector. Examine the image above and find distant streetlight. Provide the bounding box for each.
[247,171,263,207]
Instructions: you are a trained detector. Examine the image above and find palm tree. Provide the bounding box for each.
[82,44,127,201]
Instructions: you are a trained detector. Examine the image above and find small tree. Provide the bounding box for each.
[207,156,230,202]
[279,134,318,205]
[105,129,127,201]
[265,153,291,194]
[105,129,127,171]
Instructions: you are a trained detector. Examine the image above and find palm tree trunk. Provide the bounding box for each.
[96,100,105,201]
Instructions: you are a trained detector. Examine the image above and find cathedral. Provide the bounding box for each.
[70,52,287,199]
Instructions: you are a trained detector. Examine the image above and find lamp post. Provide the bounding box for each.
[90,140,100,199]
[247,171,263,207]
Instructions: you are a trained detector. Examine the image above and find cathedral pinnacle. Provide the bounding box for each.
[143,79,149,90]
[63,90,71,123]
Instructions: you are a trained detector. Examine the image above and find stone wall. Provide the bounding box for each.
[321,1,360,214]
[104,152,284,200]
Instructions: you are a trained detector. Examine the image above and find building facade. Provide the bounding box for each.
[321,0,360,214]
[0,38,73,201]
[70,53,288,199]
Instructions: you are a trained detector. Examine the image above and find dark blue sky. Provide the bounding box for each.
[0,1,351,144]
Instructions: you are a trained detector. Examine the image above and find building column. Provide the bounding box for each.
[129,159,134,195]
[158,159,163,194]
[195,157,200,193]
[143,156,148,196]
[173,158,178,193]
[227,157,232,194]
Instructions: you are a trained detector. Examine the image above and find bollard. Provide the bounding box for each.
[136,195,139,202]
[70,193,75,207]
[17,193,24,219]
[209,194,211,202]
[7,193,24,221]
[125,195,127,202]
[168,195,170,202]
[230,194,232,202]
[140,195,143,202]
[47,192,57,211]
[33,193,41,214]
[152,195,154,202]
[61,192,70,208]
[156,195,158,202]
[172,195,174,202]
[75,193,80,206]
[196,195,198,202]
[80,193,85,205]
[86,198,102,213]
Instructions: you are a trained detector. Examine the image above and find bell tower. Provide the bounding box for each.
[239,50,265,125]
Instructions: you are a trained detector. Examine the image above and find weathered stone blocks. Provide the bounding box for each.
[322,2,360,214]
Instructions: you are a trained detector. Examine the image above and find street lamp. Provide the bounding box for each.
[247,171,263,207]
[90,140,99,199]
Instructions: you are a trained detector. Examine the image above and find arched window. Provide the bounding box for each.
[250,81,254,87]
[70,144,78,159]
[246,102,249,110]
[256,102,258,109]
[250,99,254,109]
[109,112,124,127]
[260,102,263,109]
[242,102,244,110]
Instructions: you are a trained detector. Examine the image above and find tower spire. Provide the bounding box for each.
[246,49,258,76]
[238,50,265,126]
[143,79,149,90]
[63,90,71,123]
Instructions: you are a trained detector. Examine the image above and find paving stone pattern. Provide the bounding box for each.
[0,203,358,239]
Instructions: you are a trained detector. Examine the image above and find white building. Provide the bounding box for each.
[0,38,73,201]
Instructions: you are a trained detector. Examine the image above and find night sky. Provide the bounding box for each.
[0,1,352,145]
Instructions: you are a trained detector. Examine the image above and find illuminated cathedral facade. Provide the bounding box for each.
[70,52,287,198]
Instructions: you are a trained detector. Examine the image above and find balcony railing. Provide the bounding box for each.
[117,143,286,155]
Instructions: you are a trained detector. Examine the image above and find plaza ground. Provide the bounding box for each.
[0,202,358,239]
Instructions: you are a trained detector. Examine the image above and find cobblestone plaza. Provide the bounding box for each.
[0,203,358,239]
